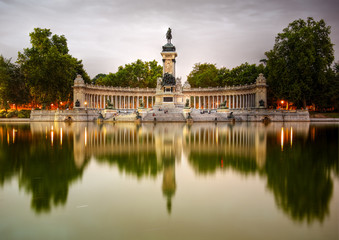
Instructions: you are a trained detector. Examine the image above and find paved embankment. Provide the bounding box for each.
[310,118,339,122]
[0,118,30,122]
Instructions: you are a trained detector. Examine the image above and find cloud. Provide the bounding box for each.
[0,0,338,79]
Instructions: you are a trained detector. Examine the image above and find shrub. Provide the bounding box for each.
[18,110,31,118]
[6,111,16,118]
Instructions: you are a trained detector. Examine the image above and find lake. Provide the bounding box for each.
[0,122,338,240]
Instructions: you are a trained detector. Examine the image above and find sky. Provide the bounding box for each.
[0,0,338,81]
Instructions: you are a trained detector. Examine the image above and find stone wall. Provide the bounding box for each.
[30,109,100,122]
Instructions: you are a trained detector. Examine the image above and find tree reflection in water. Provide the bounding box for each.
[185,123,338,224]
[0,122,337,223]
[0,123,89,214]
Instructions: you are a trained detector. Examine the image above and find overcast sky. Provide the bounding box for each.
[0,0,338,80]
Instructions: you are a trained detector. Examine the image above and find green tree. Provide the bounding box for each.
[187,62,265,88]
[0,55,30,108]
[187,63,219,87]
[331,62,339,110]
[17,28,90,106]
[228,63,265,86]
[265,17,334,109]
[92,73,107,85]
[95,60,162,88]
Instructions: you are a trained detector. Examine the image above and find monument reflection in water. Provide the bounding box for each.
[0,122,338,239]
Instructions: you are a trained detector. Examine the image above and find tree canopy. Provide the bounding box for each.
[187,62,265,88]
[265,17,335,109]
[95,59,162,88]
[17,28,90,106]
[0,56,30,108]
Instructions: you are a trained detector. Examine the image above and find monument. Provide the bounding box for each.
[154,28,184,108]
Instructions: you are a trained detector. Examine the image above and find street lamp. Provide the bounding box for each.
[84,101,87,110]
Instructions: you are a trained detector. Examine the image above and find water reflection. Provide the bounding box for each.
[0,122,338,224]
[0,123,89,214]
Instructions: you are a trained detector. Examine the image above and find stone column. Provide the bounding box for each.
[199,96,201,109]
[251,94,253,108]
[232,95,234,109]
[240,95,242,109]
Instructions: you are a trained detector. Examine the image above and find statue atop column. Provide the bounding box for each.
[166,28,172,43]
[162,28,176,52]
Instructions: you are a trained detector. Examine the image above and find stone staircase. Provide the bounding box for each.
[189,109,229,122]
[143,108,186,122]
[104,112,137,121]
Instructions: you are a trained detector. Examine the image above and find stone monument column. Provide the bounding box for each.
[161,27,177,77]
[155,28,179,108]
[161,52,177,77]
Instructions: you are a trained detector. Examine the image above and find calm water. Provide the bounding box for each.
[0,122,338,240]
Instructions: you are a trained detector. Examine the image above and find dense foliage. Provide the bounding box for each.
[187,62,265,88]
[94,59,162,88]
[332,62,339,110]
[16,28,90,106]
[0,56,30,108]
[265,17,335,109]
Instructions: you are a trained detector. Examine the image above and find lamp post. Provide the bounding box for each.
[84,101,88,110]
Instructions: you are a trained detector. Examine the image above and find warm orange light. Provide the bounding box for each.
[51,103,54,106]
[84,127,87,147]
[281,100,284,104]
[290,127,293,147]
[281,127,284,151]
[84,101,88,106]
[60,128,63,145]
[60,102,63,105]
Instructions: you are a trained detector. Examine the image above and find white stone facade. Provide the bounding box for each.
[73,74,268,110]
